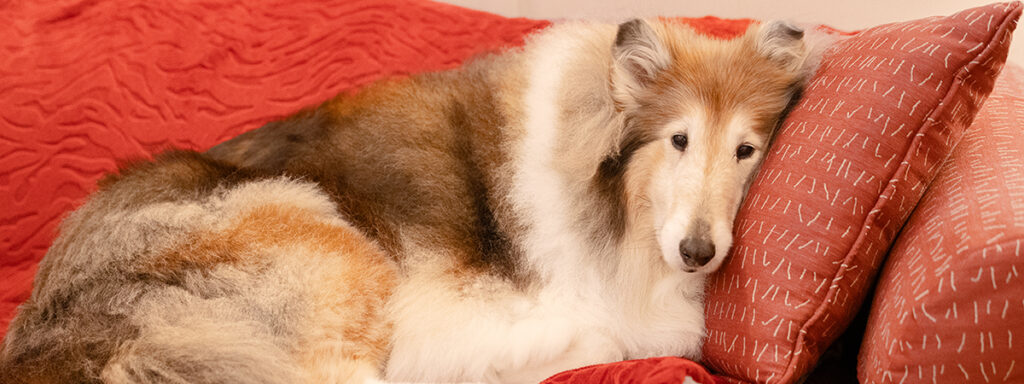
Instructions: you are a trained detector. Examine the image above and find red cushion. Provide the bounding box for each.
[702,3,1021,383]
[858,63,1024,384]
[541,357,724,384]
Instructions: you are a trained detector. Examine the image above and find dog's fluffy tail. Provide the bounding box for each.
[1,299,301,384]
[101,316,300,384]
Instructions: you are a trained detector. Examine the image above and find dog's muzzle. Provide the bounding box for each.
[679,219,715,268]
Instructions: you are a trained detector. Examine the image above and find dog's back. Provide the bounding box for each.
[1,152,396,383]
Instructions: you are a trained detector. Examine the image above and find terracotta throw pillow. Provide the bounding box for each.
[702,2,1022,383]
[859,63,1024,384]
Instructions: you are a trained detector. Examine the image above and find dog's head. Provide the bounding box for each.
[609,19,815,274]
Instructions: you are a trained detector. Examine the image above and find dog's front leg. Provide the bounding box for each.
[494,328,623,384]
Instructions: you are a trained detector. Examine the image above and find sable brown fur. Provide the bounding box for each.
[208,55,531,284]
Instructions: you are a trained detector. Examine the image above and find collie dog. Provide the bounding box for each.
[1,18,818,384]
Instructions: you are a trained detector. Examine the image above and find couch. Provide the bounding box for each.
[1,1,1021,382]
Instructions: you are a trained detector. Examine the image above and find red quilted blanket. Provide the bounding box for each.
[0,0,748,381]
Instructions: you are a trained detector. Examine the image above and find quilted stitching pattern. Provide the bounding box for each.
[859,64,1024,384]
[702,3,1021,383]
[0,0,549,336]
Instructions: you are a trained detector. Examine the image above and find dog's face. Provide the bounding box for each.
[613,19,813,274]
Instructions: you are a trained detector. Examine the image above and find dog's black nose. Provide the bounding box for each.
[679,237,715,267]
[679,220,715,267]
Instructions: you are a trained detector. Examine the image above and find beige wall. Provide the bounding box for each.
[441,0,1024,64]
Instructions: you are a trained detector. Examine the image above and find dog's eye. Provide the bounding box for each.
[671,134,688,152]
[736,144,755,160]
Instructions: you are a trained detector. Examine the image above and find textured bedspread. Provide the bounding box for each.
[0,0,746,382]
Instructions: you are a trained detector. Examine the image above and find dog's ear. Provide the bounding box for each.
[611,19,671,107]
[754,20,809,74]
